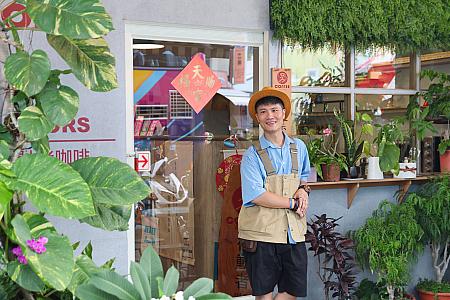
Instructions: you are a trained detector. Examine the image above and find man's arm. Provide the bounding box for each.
[252,191,290,209]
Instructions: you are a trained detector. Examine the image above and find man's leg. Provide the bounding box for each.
[274,292,296,300]
[256,292,275,300]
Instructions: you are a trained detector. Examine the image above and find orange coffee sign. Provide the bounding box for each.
[271,68,291,96]
[172,54,221,114]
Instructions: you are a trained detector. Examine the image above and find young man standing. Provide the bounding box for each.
[238,87,310,300]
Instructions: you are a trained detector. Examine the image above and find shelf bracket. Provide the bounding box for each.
[347,183,360,208]
[398,180,412,202]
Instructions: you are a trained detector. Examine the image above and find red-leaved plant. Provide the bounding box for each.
[305,214,357,300]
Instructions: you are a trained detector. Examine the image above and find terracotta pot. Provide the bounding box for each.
[440,149,450,173]
[418,289,450,300]
[321,163,340,182]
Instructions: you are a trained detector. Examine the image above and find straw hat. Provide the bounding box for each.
[248,87,291,123]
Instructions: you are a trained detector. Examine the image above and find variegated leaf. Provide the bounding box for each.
[17,106,54,141]
[37,85,79,126]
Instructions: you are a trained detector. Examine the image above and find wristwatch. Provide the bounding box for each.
[297,184,311,195]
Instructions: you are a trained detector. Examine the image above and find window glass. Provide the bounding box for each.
[355,49,411,89]
[133,40,258,294]
[283,46,347,87]
[291,93,347,135]
[420,50,450,90]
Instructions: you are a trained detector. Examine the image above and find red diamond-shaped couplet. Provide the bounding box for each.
[171,54,221,114]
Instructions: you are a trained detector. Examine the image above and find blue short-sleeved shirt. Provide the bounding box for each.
[240,133,310,243]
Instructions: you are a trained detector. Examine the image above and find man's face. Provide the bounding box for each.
[255,103,285,134]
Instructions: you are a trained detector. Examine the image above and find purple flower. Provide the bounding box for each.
[17,255,27,265]
[11,246,22,256]
[11,247,27,265]
[26,236,48,254]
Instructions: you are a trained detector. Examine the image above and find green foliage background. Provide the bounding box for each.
[271,0,450,52]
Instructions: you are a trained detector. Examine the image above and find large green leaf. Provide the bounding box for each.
[184,278,213,298]
[130,261,152,300]
[67,255,102,294]
[17,106,54,141]
[11,214,32,245]
[7,261,45,292]
[4,50,51,97]
[76,283,121,300]
[4,154,94,218]
[80,203,131,231]
[26,0,113,39]
[0,181,13,220]
[379,142,400,173]
[0,140,10,159]
[163,266,179,297]
[37,85,79,126]
[31,135,50,154]
[89,270,141,300]
[23,212,57,236]
[71,157,149,206]
[197,293,232,300]
[47,35,117,92]
[0,125,13,144]
[140,246,163,298]
[26,230,74,291]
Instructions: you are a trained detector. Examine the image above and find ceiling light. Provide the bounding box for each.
[133,44,164,50]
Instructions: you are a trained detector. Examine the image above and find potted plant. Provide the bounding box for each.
[305,214,357,300]
[315,127,347,182]
[305,136,323,182]
[334,110,373,179]
[353,201,424,300]
[406,176,450,299]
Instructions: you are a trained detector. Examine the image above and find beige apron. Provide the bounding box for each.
[238,140,307,243]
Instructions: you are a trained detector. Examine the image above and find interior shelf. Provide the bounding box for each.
[309,176,430,208]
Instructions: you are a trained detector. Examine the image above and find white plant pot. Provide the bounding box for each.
[307,166,317,182]
[393,162,416,179]
[367,157,384,179]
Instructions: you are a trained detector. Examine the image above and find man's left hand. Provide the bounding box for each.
[293,188,308,217]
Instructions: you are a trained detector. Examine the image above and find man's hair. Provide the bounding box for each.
[255,96,284,112]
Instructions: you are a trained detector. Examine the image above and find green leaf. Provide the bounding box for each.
[26,231,75,291]
[101,257,115,270]
[197,293,232,300]
[7,261,45,292]
[47,35,117,92]
[140,246,163,298]
[130,261,152,300]
[17,106,54,141]
[361,113,372,122]
[11,214,32,245]
[26,0,113,39]
[23,212,57,236]
[156,277,164,298]
[361,123,374,136]
[0,140,10,160]
[80,203,131,231]
[76,283,120,300]
[379,142,400,173]
[163,266,179,297]
[37,85,79,126]
[11,91,28,103]
[82,241,93,259]
[71,157,149,205]
[31,135,50,154]
[90,270,141,300]
[67,255,102,294]
[5,154,94,218]
[5,50,51,97]
[0,125,13,144]
[184,278,214,298]
[0,181,13,220]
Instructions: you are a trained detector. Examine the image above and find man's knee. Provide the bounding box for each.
[274,292,296,300]
[256,292,274,300]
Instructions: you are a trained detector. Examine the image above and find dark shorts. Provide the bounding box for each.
[243,241,307,297]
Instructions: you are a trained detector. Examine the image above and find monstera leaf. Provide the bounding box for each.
[47,35,117,92]
[71,157,149,206]
[37,85,79,126]
[80,204,131,231]
[4,50,50,97]
[26,0,113,39]
[4,154,94,219]
[17,106,54,141]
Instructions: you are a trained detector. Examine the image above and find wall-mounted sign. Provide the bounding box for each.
[233,47,245,84]
[135,151,151,172]
[271,68,291,96]
[172,54,221,114]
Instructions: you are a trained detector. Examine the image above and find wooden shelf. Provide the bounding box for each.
[309,176,430,208]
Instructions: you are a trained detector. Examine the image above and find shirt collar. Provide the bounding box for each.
[259,132,294,149]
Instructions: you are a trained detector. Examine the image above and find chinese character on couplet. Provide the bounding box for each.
[205,75,216,88]
[192,65,204,79]
[193,90,203,102]
[179,74,190,89]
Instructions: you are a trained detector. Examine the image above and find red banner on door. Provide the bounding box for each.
[171,54,221,114]
[233,47,245,84]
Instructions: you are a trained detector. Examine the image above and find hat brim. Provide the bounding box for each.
[248,88,291,123]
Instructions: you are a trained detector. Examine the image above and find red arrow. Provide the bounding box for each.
[137,155,149,168]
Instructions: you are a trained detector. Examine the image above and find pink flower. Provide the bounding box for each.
[26,236,48,254]
[323,128,332,136]
[11,246,27,265]
[17,255,27,265]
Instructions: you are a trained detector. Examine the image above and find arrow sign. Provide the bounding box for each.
[136,151,151,172]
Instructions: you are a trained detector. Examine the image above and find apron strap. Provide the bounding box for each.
[253,140,276,176]
[289,142,299,173]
